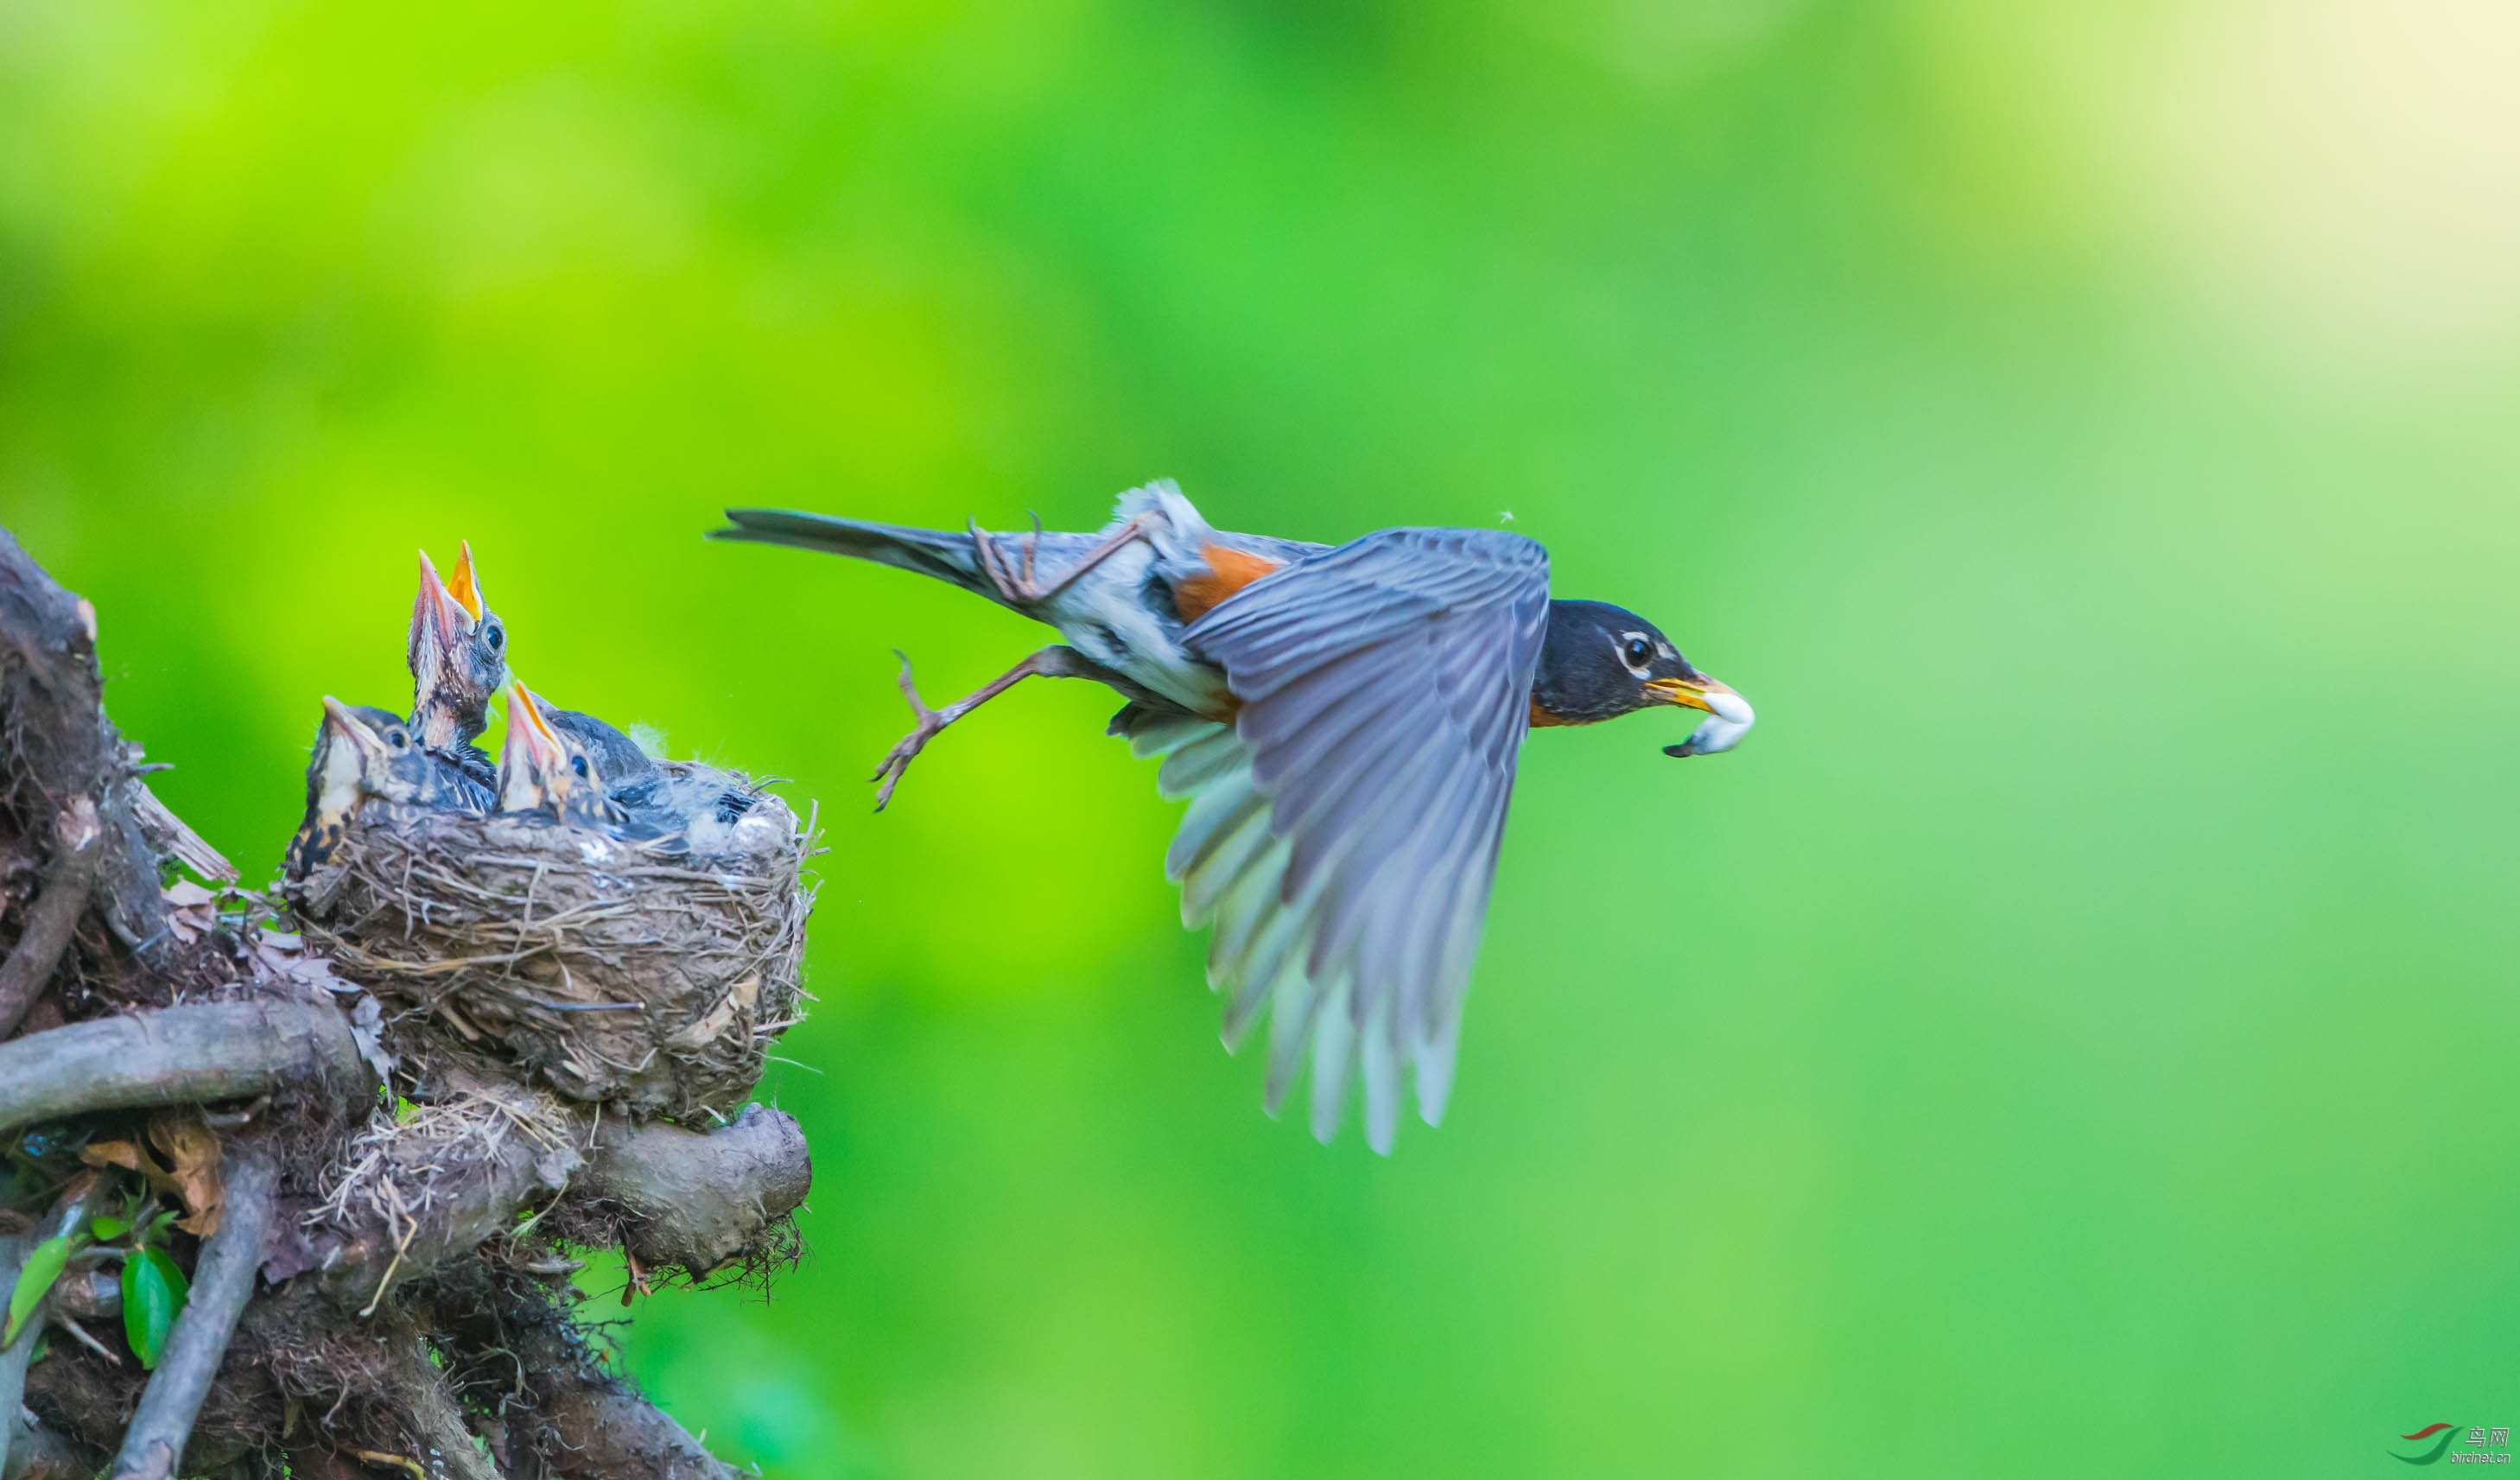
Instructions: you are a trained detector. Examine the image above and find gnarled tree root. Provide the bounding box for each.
[2,1414,81,1480]
[584,1103,812,1277]
[0,528,171,962]
[538,1357,737,1480]
[0,800,98,1041]
[0,999,365,1139]
[422,1262,737,1480]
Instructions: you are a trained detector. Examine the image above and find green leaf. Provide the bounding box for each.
[89,1215,130,1241]
[394,1096,419,1125]
[123,1245,187,1370]
[4,1234,72,1348]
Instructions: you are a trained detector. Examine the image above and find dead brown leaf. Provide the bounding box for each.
[79,1138,176,1196]
[147,1110,225,1237]
[160,879,219,945]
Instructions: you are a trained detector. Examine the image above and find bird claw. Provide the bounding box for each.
[966,511,1149,609]
[869,651,944,811]
[967,518,1047,607]
[868,721,945,812]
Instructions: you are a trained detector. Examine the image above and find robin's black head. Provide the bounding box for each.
[409,543,509,749]
[1529,600,1755,755]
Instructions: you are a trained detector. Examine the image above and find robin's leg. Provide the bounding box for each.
[968,514,1149,607]
[871,645,1119,810]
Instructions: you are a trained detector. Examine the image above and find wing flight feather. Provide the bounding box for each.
[1152,527,1550,1151]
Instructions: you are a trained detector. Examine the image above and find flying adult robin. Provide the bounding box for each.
[710,480,1755,1153]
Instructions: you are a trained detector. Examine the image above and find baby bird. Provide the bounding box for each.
[549,708,660,798]
[409,545,507,756]
[412,541,661,793]
[467,668,777,859]
[613,762,774,855]
[496,682,611,827]
[288,698,489,874]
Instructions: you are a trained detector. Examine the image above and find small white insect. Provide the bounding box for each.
[1668,690,1757,757]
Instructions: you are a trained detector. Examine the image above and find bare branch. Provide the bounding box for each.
[43,1317,114,1367]
[583,1103,811,1277]
[315,1098,806,1311]
[0,800,101,1040]
[0,1000,366,1139]
[106,1153,276,1480]
[128,783,233,886]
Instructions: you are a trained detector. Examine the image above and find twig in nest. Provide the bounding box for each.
[355,1198,420,1322]
[0,797,101,1040]
[49,1314,118,1364]
[106,1153,276,1480]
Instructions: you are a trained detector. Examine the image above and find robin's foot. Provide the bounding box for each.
[870,652,949,811]
[868,645,1115,810]
[968,513,1149,607]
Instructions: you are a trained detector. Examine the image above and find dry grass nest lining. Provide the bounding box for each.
[291,770,816,1122]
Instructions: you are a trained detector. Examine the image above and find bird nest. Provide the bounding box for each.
[287,770,816,1123]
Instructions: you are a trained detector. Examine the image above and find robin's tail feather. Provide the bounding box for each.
[709,509,990,598]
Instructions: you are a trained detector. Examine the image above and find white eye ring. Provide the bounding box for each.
[1614,631,1655,676]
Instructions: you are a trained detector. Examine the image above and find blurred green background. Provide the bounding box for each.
[7,0,2520,1474]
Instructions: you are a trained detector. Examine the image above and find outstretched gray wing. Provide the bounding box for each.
[1138,527,1550,1153]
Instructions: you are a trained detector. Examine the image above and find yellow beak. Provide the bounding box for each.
[320,695,390,765]
[1645,673,1751,723]
[448,540,486,623]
